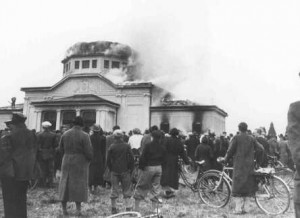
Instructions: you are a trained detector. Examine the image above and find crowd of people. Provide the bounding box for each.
[0,112,295,217]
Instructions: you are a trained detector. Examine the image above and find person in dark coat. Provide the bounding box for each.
[254,128,269,167]
[58,116,93,216]
[195,135,213,171]
[107,129,134,214]
[185,132,199,161]
[220,122,264,214]
[89,124,106,191]
[0,113,37,218]
[160,128,189,198]
[104,125,121,187]
[287,101,300,217]
[37,121,57,187]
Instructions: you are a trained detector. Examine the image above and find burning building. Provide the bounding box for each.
[0,41,227,134]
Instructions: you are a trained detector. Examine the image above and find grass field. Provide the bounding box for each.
[0,182,295,218]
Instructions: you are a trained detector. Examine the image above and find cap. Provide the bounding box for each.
[42,121,52,128]
[11,112,27,124]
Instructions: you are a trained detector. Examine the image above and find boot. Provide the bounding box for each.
[111,199,118,214]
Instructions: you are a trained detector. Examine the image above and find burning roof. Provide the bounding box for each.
[63,41,133,62]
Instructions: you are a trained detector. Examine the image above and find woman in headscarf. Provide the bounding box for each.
[160,128,189,198]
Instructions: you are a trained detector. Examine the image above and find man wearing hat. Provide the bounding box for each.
[0,112,37,218]
[58,116,93,216]
[37,121,57,187]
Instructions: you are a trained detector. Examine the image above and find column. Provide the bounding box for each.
[35,110,42,132]
[96,109,101,125]
[56,109,61,131]
[76,109,81,116]
[99,110,107,131]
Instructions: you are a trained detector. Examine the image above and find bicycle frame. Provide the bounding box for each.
[179,159,205,192]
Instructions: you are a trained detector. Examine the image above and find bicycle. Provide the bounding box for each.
[204,160,291,215]
[267,155,295,186]
[178,158,231,208]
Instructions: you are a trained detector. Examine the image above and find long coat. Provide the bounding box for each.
[58,126,93,202]
[161,136,189,190]
[89,132,106,186]
[225,133,264,197]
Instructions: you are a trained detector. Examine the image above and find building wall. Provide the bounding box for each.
[201,111,226,135]
[151,111,194,133]
[23,76,151,133]
[151,110,226,135]
[63,56,127,77]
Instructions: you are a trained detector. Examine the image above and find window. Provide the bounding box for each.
[112,61,120,69]
[81,110,96,130]
[75,61,80,69]
[92,60,97,68]
[192,122,202,134]
[42,111,57,130]
[104,60,110,69]
[62,111,76,125]
[82,60,90,69]
[160,122,170,134]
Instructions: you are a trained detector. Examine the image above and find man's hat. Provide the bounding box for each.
[42,121,52,128]
[11,112,27,124]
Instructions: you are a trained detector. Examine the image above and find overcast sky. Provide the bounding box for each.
[1,0,300,134]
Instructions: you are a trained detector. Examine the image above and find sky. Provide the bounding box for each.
[1,0,300,134]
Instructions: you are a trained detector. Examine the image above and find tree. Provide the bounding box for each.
[268,122,277,138]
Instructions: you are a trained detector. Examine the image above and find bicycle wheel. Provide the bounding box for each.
[106,211,142,218]
[198,172,231,208]
[255,175,290,215]
[275,167,294,185]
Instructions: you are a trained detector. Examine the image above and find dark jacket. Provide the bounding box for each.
[185,135,199,161]
[138,139,166,170]
[225,133,264,196]
[287,101,300,204]
[161,136,189,190]
[107,140,134,174]
[89,132,106,186]
[58,126,93,202]
[37,130,57,160]
[195,142,214,171]
[256,136,269,167]
[10,123,37,181]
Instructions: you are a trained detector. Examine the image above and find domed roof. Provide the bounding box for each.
[62,41,132,62]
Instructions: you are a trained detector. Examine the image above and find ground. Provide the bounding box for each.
[0,183,295,218]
